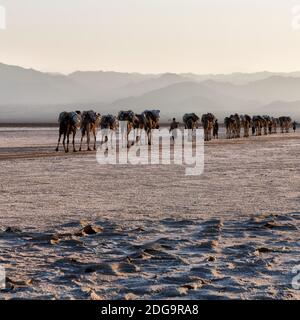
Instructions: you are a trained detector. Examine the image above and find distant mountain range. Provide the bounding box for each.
[0,62,300,122]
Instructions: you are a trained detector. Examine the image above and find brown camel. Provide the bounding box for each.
[132,114,144,144]
[100,114,118,147]
[240,114,252,138]
[279,116,292,133]
[142,109,160,145]
[117,110,139,147]
[224,115,238,139]
[55,111,81,153]
[233,113,241,138]
[224,117,232,139]
[79,110,101,151]
[270,117,279,134]
[262,115,271,135]
[201,113,215,141]
[252,116,263,136]
[183,113,200,130]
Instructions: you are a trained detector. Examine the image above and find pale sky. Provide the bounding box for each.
[0,0,300,74]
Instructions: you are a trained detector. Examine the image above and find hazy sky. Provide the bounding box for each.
[0,0,300,74]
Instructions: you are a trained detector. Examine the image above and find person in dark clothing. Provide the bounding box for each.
[293,121,297,132]
[169,118,179,142]
[213,119,219,139]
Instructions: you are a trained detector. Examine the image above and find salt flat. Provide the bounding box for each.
[0,128,299,299]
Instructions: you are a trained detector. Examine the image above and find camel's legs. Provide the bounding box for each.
[72,131,77,152]
[66,134,70,153]
[110,131,114,148]
[127,130,130,148]
[87,130,91,151]
[101,129,108,145]
[93,127,97,150]
[63,133,67,152]
[127,127,134,148]
[79,130,85,151]
[55,133,62,151]
[147,129,152,145]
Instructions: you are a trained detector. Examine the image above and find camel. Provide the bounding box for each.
[252,123,256,136]
[240,114,252,138]
[279,116,292,133]
[224,117,233,139]
[262,115,271,135]
[270,117,279,134]
[117,110,139,147]
[252,116,263,136]
[142,109,160,145]
[55,111,81,153]
[79,110,101,151]
[268,116,278,134]
[233,113,241,138]
[132,114,144,144]
[201,113,216,141]
[182,113,200,130]
[99,114,118,147]
[224,114,239,139]
[268,117,274,134]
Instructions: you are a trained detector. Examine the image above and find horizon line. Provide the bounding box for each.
[1,61,300,77]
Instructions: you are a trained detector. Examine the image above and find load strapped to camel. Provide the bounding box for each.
[69,111,81,128]
[82,110,97,123]
[183,113,199,123]
[142,109,160,120]
[117,110,135,122]
[58,111,68,123]
[183,113,200,130]
[58,111,81,128]
[101,114,117,129]
[142,109,160,130]
[240,114,251,123]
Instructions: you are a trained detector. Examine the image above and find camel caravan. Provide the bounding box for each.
[225,115,293,139]
[55,109,295,152]
[55,109,160,152]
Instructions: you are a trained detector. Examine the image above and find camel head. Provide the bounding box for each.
[150,109,160,122]
[95,112,101,125]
